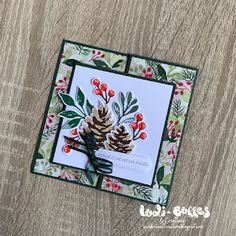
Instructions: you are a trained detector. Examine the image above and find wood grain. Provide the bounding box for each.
[0,0,236,235]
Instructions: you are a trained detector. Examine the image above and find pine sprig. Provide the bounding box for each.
[42,124,58,140]
[182,69,196,81]
[75,46,91,55]
[172,100,184,119]
[133,184,153,201]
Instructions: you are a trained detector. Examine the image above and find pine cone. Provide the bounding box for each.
[80,103,113,148]
[105,125,134,153]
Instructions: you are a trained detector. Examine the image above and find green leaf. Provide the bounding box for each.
[64,48,73,60]
[160,173,172,185]
[62,118,81,129]
[129,98,137,106]
[85,99,93,115]
[93,60,110,69]
[119,92,125,107]
[127,105,139,115]
[157,64,167,81]
[63,59,79,66]
[58,110,80,119]
[121,180,134,186]
[112,102,121,117]
[58,93,75,106]
[112,59,124,68]
[127,92,132,105]
[161,184,170,193]
[37,152,44,159]
[156,166,165,187]
[76,87,85,107]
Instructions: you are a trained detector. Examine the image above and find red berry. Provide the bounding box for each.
[176,134,181,138]
[108,90,115,97]
[174,91,179,95]
[58,79,63,83]
[187,81,192,85]
[63,145,71,154]
[63,77,67,81]
[106,183,110,188]
[48,119,52,123]
[139,132,147,140]
[180,91,184,95]
[71,129,78,136]
[92,78,100,86]
[136,113,143,121]
[169,120,173,124]
[118,186,121,190]
[147,67,151,72]
[114,184,118,188]
[98,51,101,55]
[139,122,146,130]
[178,82,183,86]
[177,129,181,133]
[143,69,146,73]
[168,151,171,155]
[131,122,138,130]
[92,50,95,54]
[50,114,55,118]
[106,178,111,182]
[46,125,49,129]
[100,83,108,91]
[94,88,103,95]
[101,54,105,58]
[175,121,179,125]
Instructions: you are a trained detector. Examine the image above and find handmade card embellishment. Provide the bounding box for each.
[51,65,174,186]
[32,40,198,205]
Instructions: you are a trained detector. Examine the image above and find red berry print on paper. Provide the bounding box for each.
[45,114,56,129]
[143,68,153,78]
[54,76,69,94]
[105,178,122,192]
[174,81,192,95]
[89,50,105,61]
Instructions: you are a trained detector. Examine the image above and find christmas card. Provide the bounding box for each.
[32,40,198,205]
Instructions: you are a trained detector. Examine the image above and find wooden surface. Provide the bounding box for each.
[0,0,236,235]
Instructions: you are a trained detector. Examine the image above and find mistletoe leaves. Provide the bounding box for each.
[112,91,139,124]
[58,87,94,129]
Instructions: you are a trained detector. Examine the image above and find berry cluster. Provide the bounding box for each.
[130,113,147,140]
[143,67,153,78]
[54,76,69,93]
[92,78,115,103]
[45,114,55,129]
[89,50,105,61]
[167,120,181,141]
[174,81,192,95]
[105,178,122,192]
[167,143,178,161]
[63,129,80,154]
